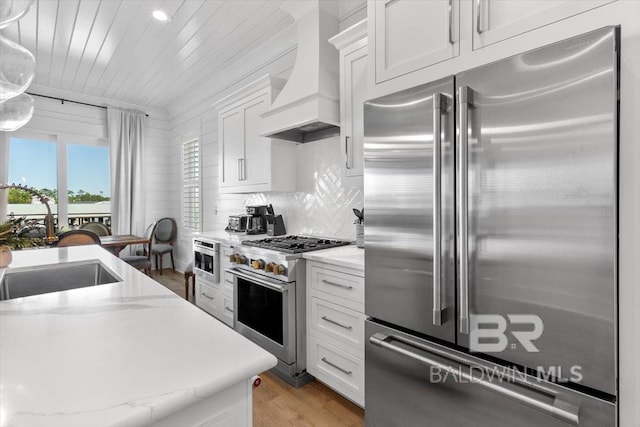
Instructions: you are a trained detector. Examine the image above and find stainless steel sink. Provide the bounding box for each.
[0,261,122,301]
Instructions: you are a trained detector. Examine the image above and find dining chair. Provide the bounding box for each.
[79,222,111,236]
[151,217,177,275]
[121,222,157,276]
[55,230,101,247]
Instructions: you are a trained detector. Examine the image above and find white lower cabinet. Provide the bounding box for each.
[306,261,365,407]
[308,336,365,407]
[197,281,223,319]
[221,291,234,327]
[195,243,235,328]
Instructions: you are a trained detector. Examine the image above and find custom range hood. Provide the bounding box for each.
[260,0,340,143]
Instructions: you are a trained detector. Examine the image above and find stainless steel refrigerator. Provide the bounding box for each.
[364,27,618,426]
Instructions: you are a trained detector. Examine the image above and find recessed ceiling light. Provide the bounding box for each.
[152,10,169,22]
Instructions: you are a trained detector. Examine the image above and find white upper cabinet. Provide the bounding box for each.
[473,0,617,49]
[330,19,368,178]
[214,75,296,194]
[220,108,244,188]
[371,0,460,84]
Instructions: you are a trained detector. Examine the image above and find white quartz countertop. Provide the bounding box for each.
[302,245,365,272]
[0,245,276,427]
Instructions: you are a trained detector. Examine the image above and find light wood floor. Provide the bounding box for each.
[150,268,365,427]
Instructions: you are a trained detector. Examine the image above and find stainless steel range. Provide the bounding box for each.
[225,236,351,387]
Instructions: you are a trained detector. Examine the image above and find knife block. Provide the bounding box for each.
[266,215,286,236]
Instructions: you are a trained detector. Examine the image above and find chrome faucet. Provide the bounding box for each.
[1,183,58,245]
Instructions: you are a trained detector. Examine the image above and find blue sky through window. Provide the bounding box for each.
[8,137,110,196]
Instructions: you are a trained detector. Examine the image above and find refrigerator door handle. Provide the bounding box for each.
[369,333,580,426]
[433,93,446,326]
[476,0,483,34]
[458,86,473,334]
[448,0,454,44]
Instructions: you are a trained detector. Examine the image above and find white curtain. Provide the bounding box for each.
[107,107,146,236]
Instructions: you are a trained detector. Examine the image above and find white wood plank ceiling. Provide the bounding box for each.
[0,0,291,109]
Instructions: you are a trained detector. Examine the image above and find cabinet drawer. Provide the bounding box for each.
[310,265,364,307]
[197,282,222,318]
[308,336,364,406]
[222,269,234,294]
[310,297,365,355]
[221,292,234,327]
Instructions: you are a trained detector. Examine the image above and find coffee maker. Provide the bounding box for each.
[245,205,268,234]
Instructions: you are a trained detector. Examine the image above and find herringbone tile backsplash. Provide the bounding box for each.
[246,136,363,241]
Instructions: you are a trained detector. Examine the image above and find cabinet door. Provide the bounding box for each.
[242,94,270,186]
[343,45,367,177]
[220,108,244,188]
[473,0,616,49]
[373,0,459,84]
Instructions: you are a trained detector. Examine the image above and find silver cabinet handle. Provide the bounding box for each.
[237,158,242,181]
[476,0,483,34]
[345,136,353,169]
[322,279,353,290]
[369,333,580,425]
[458,86,473,334]
[448,0,454,44]
[432,93,445,326]
[321,316,353,330]
[202,293,215,300]
[225,306,234,313]
[321,357,353,375]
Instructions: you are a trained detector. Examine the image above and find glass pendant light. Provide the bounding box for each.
[0,92,34,131]
[0,0,35,29]
[0,35,36,101]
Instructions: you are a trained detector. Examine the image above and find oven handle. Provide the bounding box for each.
[226,268,287,293]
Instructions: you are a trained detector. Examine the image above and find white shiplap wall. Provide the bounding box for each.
[167,1,367,271]
[4,92,173,241]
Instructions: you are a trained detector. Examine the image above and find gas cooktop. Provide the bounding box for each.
[241,235,352,254]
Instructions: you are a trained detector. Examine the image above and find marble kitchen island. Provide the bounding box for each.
[0,245,276,427]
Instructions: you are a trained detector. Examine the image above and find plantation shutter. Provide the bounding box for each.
[182,139,200,231]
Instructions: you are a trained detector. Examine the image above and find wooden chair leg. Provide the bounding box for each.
[192,275,196,297]
[159,254,164,275]
[184,276,189,299]
[170,251,175,270]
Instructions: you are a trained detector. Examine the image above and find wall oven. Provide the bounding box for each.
[193,239,220,283]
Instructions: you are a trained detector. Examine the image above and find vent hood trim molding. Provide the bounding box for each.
[260,0,340,143]
[212,74,284,112]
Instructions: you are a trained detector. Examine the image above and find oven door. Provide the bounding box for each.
[228,268,296,364]
[193,241,219,283]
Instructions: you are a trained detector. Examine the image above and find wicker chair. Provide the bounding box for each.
[121,222,157,276]
[55,230,101,247]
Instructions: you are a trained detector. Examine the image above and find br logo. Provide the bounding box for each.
[469,314,544,353]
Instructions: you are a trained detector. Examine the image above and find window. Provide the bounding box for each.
[182,138,200,231]
[66,143,111,227]
[5,135,110,229]
[7,138,58,220]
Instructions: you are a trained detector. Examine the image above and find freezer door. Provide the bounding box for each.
[364,77,456,343]
[456,27,617,394]
[366,320,615,427]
